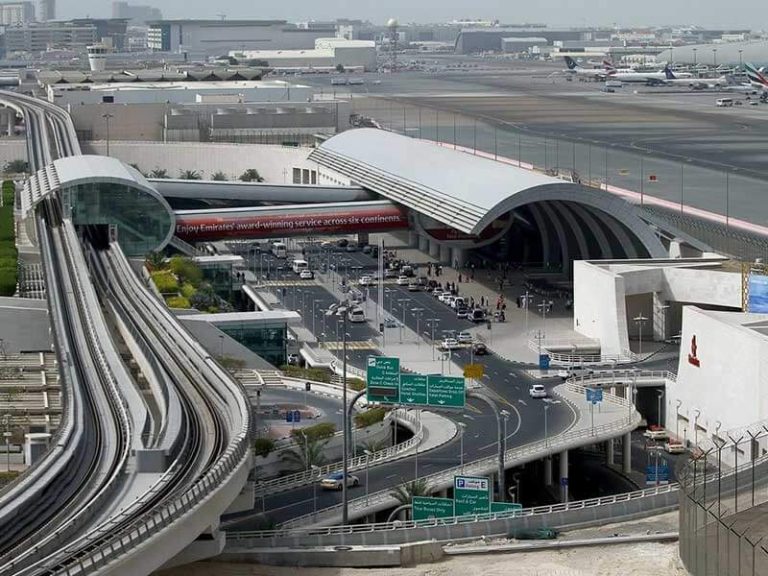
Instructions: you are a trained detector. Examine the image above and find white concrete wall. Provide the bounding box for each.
[572,261,629,356]
[0,139,27,169]
[83,141,319,183]
[666,307,768,464]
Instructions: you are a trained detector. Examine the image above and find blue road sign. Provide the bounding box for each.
[586,388,603,404]
[560,477,569,487]
[539,354,550,370]
[646,464,670,485]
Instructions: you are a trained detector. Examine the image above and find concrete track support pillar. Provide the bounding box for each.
[5,111,13,136]
[652,292,667,342]
[544,455,552,486]
[623,433,632,475]
[358,232,370,247]
[559,450,569,503]
[429,240,440,259]
[408,231,419,248]
[606,438,614,466]
[452,247,468,269]
[418,234,429,253]
[439,244,451,264]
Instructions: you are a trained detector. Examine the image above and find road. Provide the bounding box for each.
[236,248,576,526]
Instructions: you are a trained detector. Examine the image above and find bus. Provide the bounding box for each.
[292,259,309,274]
[716,98,734,107]
[271,241,288,258]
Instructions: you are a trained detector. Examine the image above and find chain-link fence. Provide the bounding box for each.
[351,97,768,263]
[679,425,768,576]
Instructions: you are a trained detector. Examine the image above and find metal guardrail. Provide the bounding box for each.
[230,482,679,543]
[256,409,423,496]
[270,382,639,530]
[567,370,677,387]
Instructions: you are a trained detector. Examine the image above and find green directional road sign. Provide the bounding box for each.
[454,475,491,516]
[427,375,465,408]
[366,356,400,404]
[399,374,428,406]
[412,496,454,521]
[490,501,523,514]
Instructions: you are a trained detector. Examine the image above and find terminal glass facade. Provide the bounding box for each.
[63,182,174,256]
[219,321,287,367]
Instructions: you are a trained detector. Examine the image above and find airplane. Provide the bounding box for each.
[602,59,635,73]
[608,65,692,86]
[563,56,615,79]
[662,67,727,89]
[744,62,768,92]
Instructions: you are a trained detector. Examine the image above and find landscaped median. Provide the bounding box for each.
[0,181,17,297]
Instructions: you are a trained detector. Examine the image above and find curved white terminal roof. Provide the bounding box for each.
[310,129,663,258]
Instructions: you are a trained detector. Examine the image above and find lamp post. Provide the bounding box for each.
[363,449,372,504]
[102,113,114,156]
[675,399,682,440]
[312,299,322,336]
[311,464,320,513]
[544,404,550,447]
[657,389,665,428]
[634,314,648,355]
[500,409,510,500]
[327,306,351,524]
[712,48,718,67]
[397,298,410,343]
[458,421,467,472]
[411,307,423,345]
[693,409,701,447]
[426,318,440,360]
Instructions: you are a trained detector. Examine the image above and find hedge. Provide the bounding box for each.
[280,365,332,383]
[354,407,388,429]
[1,181,13,208]
[253,437,275,457]
[151,270,179,294]
[290,422,336,443]
[165,295,191,309]
[0,183,16,296]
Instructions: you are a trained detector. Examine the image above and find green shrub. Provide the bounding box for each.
[348,378,366,391]
[169,255,203,286]
[280,365,332,383]
[180,282,197,299]
[290,422,336,443]
[0,269,16,296]
[354,407,388,429]
[165,295,191,309]
[151,270,178,294]
[1,181,13,207]
[253,437,276,458]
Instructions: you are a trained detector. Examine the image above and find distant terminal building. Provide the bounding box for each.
[36,0,53,21]
[0,1,35,25]
[46,79,313,106]
[501,37,548,53]
[112,1,161,25]
[147,19,335,58]
[455,27,591,54]
[231,38,377,72]
[4,22,98,54]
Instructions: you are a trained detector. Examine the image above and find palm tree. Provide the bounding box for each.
[280,436,328,472]
[129,163,145,176]
[179,169,202,180]
[149,168,169,179]
[144,251,166,271]
[239,168,265,182]
[211,171,228,181]
[389,478,431,506]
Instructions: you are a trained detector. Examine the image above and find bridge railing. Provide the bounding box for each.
[256,409,423,495]
[273,383,640,530]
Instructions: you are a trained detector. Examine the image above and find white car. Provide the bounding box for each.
[407,282,421,292]
[665,441,685,454]
[320,472,360,490]
[358,275,375,286]
[438,292,453,303]
[643,428,669,441]
[529,384,547,399]
[299,269,314,280]
[457,331,473,344]
[432,290,445,300]
[396,275,410,286]
[440,338,461,350]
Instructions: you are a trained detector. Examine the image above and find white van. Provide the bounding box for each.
[348,307,366,323]
[292,259,309,274]
[271,242,288,258]
[716,98,734,107]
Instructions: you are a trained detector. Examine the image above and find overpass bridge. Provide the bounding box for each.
[0,91,251,575]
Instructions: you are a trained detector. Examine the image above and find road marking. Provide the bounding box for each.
[517,399,527,406]
[265,497,315,514]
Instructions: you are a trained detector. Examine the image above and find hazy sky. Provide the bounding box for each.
[65,0,762,28]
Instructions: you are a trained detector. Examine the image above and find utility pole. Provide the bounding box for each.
[102,113,114,156]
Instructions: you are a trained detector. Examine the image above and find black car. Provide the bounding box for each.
[472,342,489,356]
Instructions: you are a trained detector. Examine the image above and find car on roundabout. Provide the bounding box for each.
[358,275,375,286]
[396,275,410,286]
[472,342,489,356]
[457,331,473,344]
[320,472,360,490]
[528,384,547,399]
[299,269,314,280]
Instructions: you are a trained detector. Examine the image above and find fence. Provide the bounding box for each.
[350,97,768,263]
[679,420,768,576]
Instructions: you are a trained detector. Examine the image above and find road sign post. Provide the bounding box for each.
[454,476,491,516]
[412,496,454,521]
[427,375,465,408]
[366,356,400,404]
[400,374,428,406]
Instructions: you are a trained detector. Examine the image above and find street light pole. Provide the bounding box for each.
[634,314,648,355]
[657,389,665,428]
[501,409,510,501]
[337,310,350,524]
[458,421,466,473]
[411,307,423,345]
[363,449,372,504]
[544,404,550,447]
[102,113,114,156]
[397,298,410,344]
